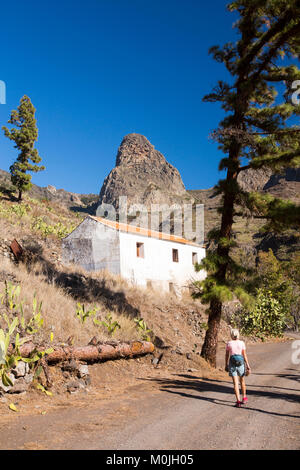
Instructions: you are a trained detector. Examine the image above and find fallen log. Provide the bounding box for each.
[13,340,155,364]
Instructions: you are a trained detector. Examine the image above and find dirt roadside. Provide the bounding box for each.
[0,335,299,450]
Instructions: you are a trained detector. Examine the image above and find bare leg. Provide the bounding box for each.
[239,376,246,398]
[232,376,240,402]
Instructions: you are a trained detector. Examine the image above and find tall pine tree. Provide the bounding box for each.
[194,0,300,366]
[3,95,44,201]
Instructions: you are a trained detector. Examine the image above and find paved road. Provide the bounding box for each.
[1,338,299,450]
[95,339,300,450]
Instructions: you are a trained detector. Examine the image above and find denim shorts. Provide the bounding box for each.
[229,355,245,377]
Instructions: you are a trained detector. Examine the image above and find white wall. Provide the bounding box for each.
[62,218,121,274]
[63,217,206,291]
[119,231,206,292]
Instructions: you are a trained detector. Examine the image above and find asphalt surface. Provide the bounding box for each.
[1,337,299,450]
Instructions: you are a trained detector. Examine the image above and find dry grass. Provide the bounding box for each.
[0,189,212,366]
[0,250,213,359]
[0,192,83,242]
[0,257,143,346]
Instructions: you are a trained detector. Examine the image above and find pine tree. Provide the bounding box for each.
[2,95,45,201]
[194,0,300,366]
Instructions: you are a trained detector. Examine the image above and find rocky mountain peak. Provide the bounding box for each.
[99,134,189,211]
[115,133,162,167]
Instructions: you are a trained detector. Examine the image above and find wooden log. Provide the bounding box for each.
[14,341,155,364]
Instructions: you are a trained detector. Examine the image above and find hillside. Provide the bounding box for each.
[0,169,99,211]
[1,157,298,351]
[0,155,299,403]
[0,176,229,378]
[188,167,300,261]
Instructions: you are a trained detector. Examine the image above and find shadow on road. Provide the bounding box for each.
[141,374,300,420]
[253,370,300,386]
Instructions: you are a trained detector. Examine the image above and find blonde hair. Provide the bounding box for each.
[230,328,240,340]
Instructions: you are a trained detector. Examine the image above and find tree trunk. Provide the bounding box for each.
[200,171,237,366]
[201,164,240,366]
[12,340,155,363]
[18,189,22,202]
[200,299,223,367]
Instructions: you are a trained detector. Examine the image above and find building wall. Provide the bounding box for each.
[119,231,206,292]
[62,217,206,291]
[62,218,121,274]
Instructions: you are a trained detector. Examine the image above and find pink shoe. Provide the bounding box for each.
[242,397,248,404]
[235,401,242,408]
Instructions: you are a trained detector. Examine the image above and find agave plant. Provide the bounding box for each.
[75,302,99,324]
[134,318,152,342]
[99,313,121,337]
[0,318,20,387]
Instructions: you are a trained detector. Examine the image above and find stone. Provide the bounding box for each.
[47,185,57,195]
[66,380,80,393]
[24,373,34,385]
[78,379,87,389]
[186,353,192,360]
[84,376,91,386]
[77,364,89,378]
[8,378,29,394]
[62,359,78,373]
[12,361,27,378]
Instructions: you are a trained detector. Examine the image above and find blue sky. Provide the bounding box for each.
[0,0,238,194]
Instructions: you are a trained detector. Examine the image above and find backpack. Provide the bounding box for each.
[230,354,244,367]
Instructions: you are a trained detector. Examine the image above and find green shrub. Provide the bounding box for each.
[0,283,53,387]
[0,201,30,220]
[238,289,286,340]
[31,216,74,238]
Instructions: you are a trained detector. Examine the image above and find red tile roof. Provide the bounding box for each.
[88,215,201,247]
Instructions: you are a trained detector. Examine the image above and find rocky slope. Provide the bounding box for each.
[189,166,300,260]
[0,169,98,210]
[98,133,191,211]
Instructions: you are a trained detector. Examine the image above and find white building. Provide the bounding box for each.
[62,215,206,293]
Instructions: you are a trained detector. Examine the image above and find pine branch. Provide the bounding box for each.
[251,21,300,83]
[236,8,295,77]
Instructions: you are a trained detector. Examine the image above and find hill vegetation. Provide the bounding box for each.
[0,178,226,384]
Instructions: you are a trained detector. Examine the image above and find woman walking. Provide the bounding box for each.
[225,329,251,408]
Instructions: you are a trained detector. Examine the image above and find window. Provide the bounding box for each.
[136,242,144,258]
[192,252,198,265]
[172,248,179,262]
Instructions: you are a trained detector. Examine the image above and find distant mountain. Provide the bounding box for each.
[0,169,98,210]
